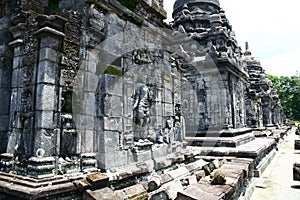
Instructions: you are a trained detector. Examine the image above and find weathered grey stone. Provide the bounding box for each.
[293,163,300,181]
[0,69,12,87]
[35,111,54,129]
[84,188,127,200]
[86,173,109,189]
[295,140,300,150]
[40,36,60,49]
[81,130,95,153]
[185,159,208,172]
[35,84,56,111]
[166,167,190,180]
[39,47,59,63]
[123,184,148,200]
[37,60,58,84]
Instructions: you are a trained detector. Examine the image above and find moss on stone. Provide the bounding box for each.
[211,170,226,185]
[104,66,123,77]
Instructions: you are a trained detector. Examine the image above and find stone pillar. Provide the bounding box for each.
[6,15,28,155]
[0,18,13,154]
[33,20,65,158]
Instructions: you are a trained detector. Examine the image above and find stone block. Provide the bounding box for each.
[166,167,190,180]
[13,46,24,57]
[157,180,183,200]
[86,173,109,189]
[186,159,209,173]
[123,184,147,200]
[12,56,22,69]
[81,130,95,153]
[97,150,128,169]
[194,170,206,181]
[0,69,12,87]
[163,89,173,104]
[33,129,56,157]
[133,150,152,162]
[102,94,123,117]
[0,133,8,153]
[39,47,58,63]
[84,92,97,116]
[152,143,168,158]
[295,140,300,150]
[154,156,172,170]
[99,74,122,95]
[96,131,120,153]
[103,117,123,132]
[27,156,55,178]
[107,13,126,29]
[0,89,11,115]
[73,180,91,192]
[40,36,60,49]
[83,188,127,200]
[11,68,22,88]
[37,60,57,84]
[87,61,97,74]
[293,163,300,181]
[84,72,99,92]
[176,185,219,200]
[35,84,55,111]
[35,111,54,129]
[164,103,174,116]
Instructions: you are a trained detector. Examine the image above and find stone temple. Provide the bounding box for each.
[0,0,289,199]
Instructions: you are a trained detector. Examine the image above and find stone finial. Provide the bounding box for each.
[244,42,252,56]
[245,42,249,51]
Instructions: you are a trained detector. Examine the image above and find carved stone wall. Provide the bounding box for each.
[0,0,285,177]
[73,5,189,168]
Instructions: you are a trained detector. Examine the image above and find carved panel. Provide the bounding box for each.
[61,11,82,90]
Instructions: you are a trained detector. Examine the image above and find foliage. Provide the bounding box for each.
[48,0,59,11]
[118,0,136,12]
[267,74,300,121]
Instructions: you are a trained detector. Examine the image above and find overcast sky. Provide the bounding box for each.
[164,0,300,77]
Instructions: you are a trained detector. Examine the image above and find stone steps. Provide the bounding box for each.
[186,132,255,147]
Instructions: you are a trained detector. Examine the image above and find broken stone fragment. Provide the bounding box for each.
[148,174,162,191]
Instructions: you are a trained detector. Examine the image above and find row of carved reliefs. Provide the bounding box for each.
[244,46,284,127]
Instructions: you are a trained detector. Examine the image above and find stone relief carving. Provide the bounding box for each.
[89,4,106,32]
[61,11,81,90]
[132,84,152,140]
[132,49,162,65]
[60,114,77,157]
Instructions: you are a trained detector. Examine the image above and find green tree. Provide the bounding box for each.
[267,74,300,121]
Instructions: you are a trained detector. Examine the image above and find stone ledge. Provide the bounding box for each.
[0,172,77,199]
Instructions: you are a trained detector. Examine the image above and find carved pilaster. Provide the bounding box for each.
[33,16,66,159]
